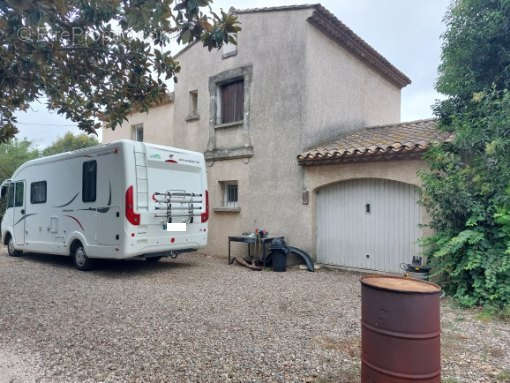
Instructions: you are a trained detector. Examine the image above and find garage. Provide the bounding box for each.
[316,178,423,273]
[298,120,448,273]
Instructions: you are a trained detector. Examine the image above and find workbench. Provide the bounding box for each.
[228,235,284,267]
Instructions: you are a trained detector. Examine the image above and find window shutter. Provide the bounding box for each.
[234,80,244,122]
[221,80,244,124]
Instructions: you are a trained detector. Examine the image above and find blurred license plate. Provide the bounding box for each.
[166,223,187,232]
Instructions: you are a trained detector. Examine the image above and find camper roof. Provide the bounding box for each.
[10,140,204,179]
[12,141,112,177]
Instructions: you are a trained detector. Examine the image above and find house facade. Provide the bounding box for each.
[103,4,443,273]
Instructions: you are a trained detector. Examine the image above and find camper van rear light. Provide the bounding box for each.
[125,186,140,225]
[201,190,209,223]
[165,159,178,164]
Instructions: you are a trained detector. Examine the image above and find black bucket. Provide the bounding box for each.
[270,238,288,272]
[272,250,287,272]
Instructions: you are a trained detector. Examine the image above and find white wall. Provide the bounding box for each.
[102,103,174,146]
[303,22,402,150]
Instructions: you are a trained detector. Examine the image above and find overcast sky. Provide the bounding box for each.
[15,0,450,148]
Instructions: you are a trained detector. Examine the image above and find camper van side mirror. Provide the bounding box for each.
[0,186,6,199]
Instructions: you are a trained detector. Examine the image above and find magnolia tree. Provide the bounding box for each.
[0,0,240,142]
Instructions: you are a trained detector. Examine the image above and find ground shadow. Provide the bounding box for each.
[17,252,72,269]
[94,257,194,277]
[13,252,195,276]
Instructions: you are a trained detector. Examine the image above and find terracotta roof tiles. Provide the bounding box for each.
[297,119,451,165]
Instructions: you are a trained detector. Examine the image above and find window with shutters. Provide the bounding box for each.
[219,79,244,124]
[206,65,253,161]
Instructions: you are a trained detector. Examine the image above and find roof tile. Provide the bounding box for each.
[297,119,451,165]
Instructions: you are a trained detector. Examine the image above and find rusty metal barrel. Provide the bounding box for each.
[360,275,441,382]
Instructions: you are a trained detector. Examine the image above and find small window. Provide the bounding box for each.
[222,37,238,58]
[190,90,198,115]
[222,181,238,208]
[14,182,24,207]
[82,160,97,203]
[7,183,14,208]
[220,79,244,124]
[132,124,144,142]
[31,181,47,204]
[186,90,200,121]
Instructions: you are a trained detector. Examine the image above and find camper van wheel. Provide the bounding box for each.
[72,245,93,271]
[7,236,22,257]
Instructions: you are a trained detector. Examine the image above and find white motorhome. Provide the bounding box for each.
[0,140,208,270]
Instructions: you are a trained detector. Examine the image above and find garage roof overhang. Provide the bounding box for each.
[298,119,452,166]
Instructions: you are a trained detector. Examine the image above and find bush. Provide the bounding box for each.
[421,90,510,310]
[421,0,510,311]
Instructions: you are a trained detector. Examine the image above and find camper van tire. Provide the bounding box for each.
[146,256,162,263]
[7,235,22,257]
[72,242,93,271]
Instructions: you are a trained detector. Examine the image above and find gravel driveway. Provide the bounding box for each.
[0,247,509,383]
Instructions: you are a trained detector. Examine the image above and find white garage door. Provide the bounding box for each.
[316,179,422,273]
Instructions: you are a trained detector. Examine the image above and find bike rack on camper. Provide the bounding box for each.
[152,191,204,224]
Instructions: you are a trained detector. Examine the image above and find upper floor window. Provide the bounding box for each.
[190,90,198,114]
[82,160,97,203]
[31,181,47,204]
[132,123,144,142]
[206,65,253,161]
[222,37,237,59]
[220,79,244,124]
[186,90,200,121]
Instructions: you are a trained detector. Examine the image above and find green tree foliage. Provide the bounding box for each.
[0,0,240,142]
[0,138,39,220]
[42,132,98,156]
[0,139,39,184]
[436,0,510,100]
[421,0,510,310]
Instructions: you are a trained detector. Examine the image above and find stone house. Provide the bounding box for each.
[103,4,445,273]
